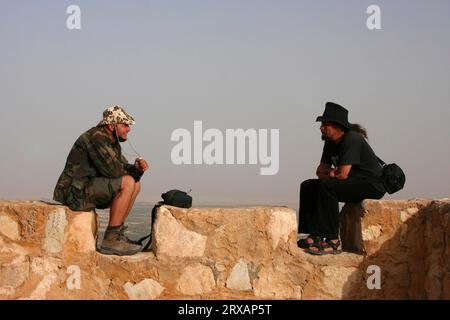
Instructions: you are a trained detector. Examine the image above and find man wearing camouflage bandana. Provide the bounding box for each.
[53,105,149,256]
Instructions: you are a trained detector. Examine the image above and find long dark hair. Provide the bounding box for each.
[349,123,368,139]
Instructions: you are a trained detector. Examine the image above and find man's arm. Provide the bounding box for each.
[316,163,352,180]
[84,134,127,178]
[316,163,332,179]
[329,164,352,180]
[118,154,145,182]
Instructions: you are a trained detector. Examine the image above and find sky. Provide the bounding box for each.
[1,0,449,207]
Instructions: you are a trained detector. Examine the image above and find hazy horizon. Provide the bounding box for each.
[1,1,449,206]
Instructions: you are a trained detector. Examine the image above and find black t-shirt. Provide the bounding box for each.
[320,131,384,186]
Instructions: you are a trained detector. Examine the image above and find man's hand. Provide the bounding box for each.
[330,165,351,180]
[316,163,332,179]
[329,169,337,178]
[317,163,351,180]
[134,158,149,173]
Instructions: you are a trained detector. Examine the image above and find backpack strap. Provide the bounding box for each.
[132,192,192,252]
[131,201,164,251]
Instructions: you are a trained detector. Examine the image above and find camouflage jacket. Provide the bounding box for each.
[53,126,143,211]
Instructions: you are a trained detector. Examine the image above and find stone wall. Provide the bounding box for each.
[340,199,450,299]
[0,199,448,300]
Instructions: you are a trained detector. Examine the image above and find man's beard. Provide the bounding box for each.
[114,129,127,142]
[321,134,331,141]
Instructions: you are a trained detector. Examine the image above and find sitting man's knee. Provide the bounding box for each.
[301,179,318,190]
[318,178,337,188]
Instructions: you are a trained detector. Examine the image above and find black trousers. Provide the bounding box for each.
[298,178,385,239]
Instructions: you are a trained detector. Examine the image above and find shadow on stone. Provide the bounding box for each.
[340,200,450,299]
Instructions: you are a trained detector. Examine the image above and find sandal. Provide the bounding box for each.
[305,238,342,255]
[297,235,322,249]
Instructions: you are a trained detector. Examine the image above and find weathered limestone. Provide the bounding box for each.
[226,259,252,291]
[267,209,297,250]
[303,266,362,299]
[0,214,20,241]
[26,257,60,300]
[176,263,216,295]
[340,199,450,299]
[67,211,97,253]
[0,261,30,291]
[124,279,165,300]
[153,206,207,258]
[42,208,67,254]
[0,199,448,299]
[253,263,305,299]
[157,206,297,265]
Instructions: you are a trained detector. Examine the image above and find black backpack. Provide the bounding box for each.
[377,157,406,194]
[132,189,192,251]
[161,189,192,208]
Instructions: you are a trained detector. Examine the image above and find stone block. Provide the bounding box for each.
[42,208,67,254]
[124,278,165,300]
[226,258,252,291]
[176,263,216,295]
[0,214,20,241]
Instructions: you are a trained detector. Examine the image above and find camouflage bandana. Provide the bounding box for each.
[97,105,136,126]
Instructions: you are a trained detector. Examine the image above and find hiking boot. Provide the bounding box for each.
[98,227,142,256]
[118,224,140,245]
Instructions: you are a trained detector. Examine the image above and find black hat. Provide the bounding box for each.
[316,102,351,129]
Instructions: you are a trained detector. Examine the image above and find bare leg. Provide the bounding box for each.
[108,175,135,227]
[124,181,140,221]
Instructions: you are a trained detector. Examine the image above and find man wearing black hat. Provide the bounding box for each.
[298,102,386,255]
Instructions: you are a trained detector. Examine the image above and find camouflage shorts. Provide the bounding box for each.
[92,177,122,209]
